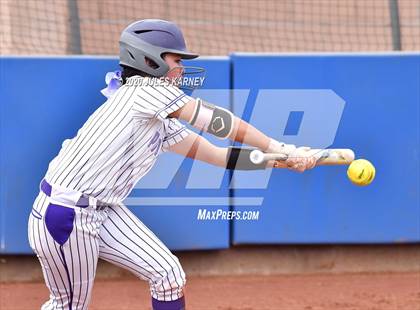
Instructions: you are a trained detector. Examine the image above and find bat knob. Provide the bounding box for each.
[250,150,264,164]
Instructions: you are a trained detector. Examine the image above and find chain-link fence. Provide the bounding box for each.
[1,0,419,55]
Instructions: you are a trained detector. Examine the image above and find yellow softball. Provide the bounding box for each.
[347,159,376,186]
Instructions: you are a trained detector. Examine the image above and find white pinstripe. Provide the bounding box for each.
[29,77,191,309]
[28,192,186,309]
[99,204,186,301]
[45,78,192,204]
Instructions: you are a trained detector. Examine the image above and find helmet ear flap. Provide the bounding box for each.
[144,56,159,69]
[124,48,160,70]
[128,50,135,60]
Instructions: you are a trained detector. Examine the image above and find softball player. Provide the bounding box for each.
[28,19,316,310]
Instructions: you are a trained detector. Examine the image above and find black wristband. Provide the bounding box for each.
[226,147,267,170]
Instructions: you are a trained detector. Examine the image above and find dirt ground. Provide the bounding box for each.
[1,272,419,310]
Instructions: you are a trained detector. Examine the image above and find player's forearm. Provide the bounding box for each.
[229,116,270,151]
[167,132,228,167]
[168,132,279,170]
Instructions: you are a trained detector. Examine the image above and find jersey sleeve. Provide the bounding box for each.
[161,118,192,152]
[132,84,193,121]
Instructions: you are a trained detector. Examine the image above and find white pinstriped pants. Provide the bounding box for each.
[28,191,186,310]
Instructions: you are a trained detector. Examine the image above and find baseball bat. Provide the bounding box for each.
[250,149,355,166]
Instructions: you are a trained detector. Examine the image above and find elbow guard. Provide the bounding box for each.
[189,98,234,139]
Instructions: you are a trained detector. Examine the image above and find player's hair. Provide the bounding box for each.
[120,65,151,84]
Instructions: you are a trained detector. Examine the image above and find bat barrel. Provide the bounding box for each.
[314,149,355,165]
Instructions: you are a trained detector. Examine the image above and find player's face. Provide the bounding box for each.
[163,53,184,81]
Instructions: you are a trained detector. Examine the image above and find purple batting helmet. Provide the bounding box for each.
[119,19,199,77]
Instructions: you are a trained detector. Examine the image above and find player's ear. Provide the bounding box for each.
[161,53,170,64]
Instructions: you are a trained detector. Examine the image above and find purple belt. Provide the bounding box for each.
[40,179,90,208]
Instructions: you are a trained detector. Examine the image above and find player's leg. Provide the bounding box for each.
[28,193,65,310]
[98,203,186,309]
[28,191,105,310]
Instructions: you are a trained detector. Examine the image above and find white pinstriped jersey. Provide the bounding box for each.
[45,77,192,204]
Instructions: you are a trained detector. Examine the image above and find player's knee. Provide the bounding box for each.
[163,256,186,289]
[152,256,186,300]
[172,256,186,288]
